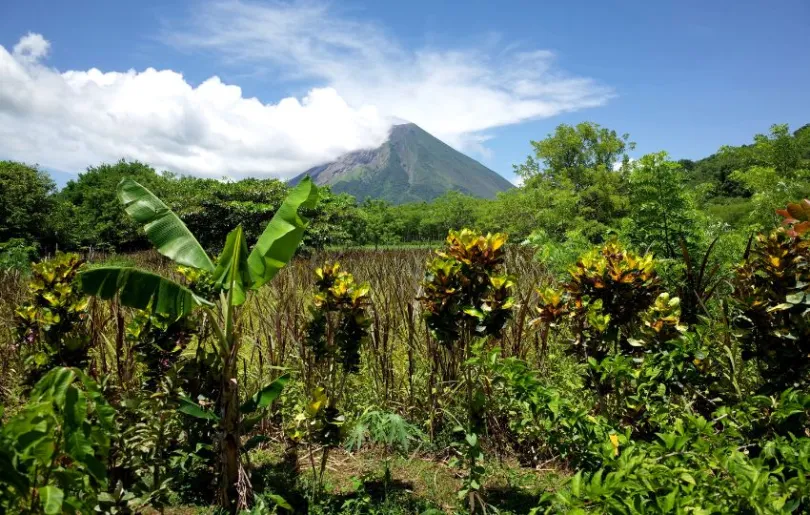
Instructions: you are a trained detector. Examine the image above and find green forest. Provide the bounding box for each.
[2,121,810,514]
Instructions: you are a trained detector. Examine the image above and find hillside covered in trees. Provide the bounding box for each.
[2,121,809,262]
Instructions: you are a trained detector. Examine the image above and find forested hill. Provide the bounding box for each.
[680,123,810,196]
[291,123,514,204]
[676,123,810,225]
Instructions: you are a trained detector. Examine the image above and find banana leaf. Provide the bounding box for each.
[118,178,215,272]
[80,266,211,318]
[247,177,318,290]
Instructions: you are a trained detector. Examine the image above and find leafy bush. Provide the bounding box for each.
[0,367,116,514]
[419,229,516,510]
[420,229,514,376]
[732,228,810,392]
[534,416,810,514]
[567,241,660,338]
[476,347,618,469]
[126,311,199,389]
[300,262,372,492]
[305,262,372,375]
[115,366,191,509]
[0,238,38,272]
[15,253,90,385]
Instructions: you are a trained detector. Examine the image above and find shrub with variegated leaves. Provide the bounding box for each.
[305,262,371,374]
[639,292,688,345]
[733,227,810,391]
[777,198,810,237]
[545,241,662,364]
[300,262,372,491]
[567,240,660,331]
[15,252,90,385]
[420,229,515,349]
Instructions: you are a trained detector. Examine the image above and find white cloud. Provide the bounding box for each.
[169,1,613,152]
[0,35,391,178]
[13,33,50,63]
[613,157,635,171]
[0,1,612,179]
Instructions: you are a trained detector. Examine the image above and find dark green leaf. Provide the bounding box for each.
[0,452,28,493]
[178,397,220,422]
[212,225,251,306]
[118,178,214,271]
[247,177,319,290]
[81,454,108,482]
[242,435,269,453]
[17,428,50,456]
[31,367,76,406]
[240,413,264,434]
[240,374,289,414]
[63,386,86,431]
[81,267,211,318]
[266,493,293,511]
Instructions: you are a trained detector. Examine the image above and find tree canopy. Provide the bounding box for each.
[2,121,809,259]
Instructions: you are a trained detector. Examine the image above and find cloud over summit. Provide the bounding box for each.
[0,1,612,178]
[170,1,613,152]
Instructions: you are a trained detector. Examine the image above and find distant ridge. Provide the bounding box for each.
[291,123,513,204]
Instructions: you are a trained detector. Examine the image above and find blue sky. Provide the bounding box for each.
[1,0,808,185]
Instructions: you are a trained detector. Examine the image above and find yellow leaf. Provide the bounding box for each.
[307,387,327,417]
[609,434,620,456]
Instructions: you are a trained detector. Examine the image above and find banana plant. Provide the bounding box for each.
[79,177,318,511]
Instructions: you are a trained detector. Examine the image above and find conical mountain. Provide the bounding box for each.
[292,123,512,204]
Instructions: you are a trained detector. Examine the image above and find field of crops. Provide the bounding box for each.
[2,134,810,513]
[2,198,810,513]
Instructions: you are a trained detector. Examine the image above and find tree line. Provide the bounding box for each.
[2,121,809,263]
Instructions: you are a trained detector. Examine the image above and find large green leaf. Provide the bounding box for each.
[240,374,290,414]
[266,493,293,512]
[39,485,64,515]
[247,177,318,290]
[31,367,77,406]
[118,178,215,272]
[76,369,117,431]
[212,225,251,306]
[178,396,221,422]
[63,385,87,432]
[80,266,210,318]
[16,424,51,456]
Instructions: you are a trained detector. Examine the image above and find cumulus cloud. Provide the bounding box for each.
[0,35,391,178]
[0,1,612,179]
[169,1,613,152]
[13,33,50,63]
